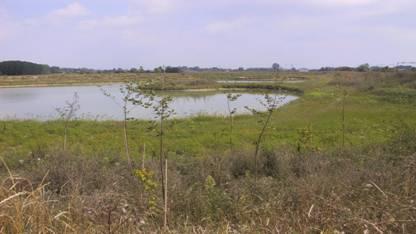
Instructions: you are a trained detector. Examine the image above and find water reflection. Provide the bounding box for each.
[0,84,298,120]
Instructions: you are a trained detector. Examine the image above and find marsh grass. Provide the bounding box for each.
[1,71,416,232]
[1,131,416,232]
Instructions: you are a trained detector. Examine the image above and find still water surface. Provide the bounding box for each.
[0,84,297,120]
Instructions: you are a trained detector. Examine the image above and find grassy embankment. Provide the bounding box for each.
[0,71,308,87]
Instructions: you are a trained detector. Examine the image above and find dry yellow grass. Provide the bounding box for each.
[0,159,73,233]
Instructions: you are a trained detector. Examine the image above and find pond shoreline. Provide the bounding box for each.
[0,82,123,89]
[0,83,303,95]
[0,84,298,121]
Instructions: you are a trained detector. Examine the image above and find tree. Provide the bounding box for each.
[152,89,174,206]
[101,83,153,170]
[50,66,61,73]
[129,68,138,73]
[55,93,80,151]
[129,67,175,227]
[357,63,370,72]
[165,66,181,73]
[0,60,51,75]
[226,93,241,152]
[128,69,175,228]
[154,66,164,73]
[153,91,174,228]
[272,63,280,72]
[246,93,285,181]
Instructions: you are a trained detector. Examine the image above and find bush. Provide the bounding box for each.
[260,149,280,177]
[229,152,253,178]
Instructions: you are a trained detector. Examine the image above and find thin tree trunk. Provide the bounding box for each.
[63,121,68,151]
[123,107,132,169]
[142,143,146,169]
[227,100,234,152]
[164,159,168,229]
[160,68,167,205]
[230,114,234,152]
[159,114,165,202]
[107,209,112,234]
[342,90,346,149]
[254,110,273,181]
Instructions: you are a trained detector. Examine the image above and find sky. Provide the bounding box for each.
[0,0,415,69]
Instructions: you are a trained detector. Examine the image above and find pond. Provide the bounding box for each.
[0,84,298,120]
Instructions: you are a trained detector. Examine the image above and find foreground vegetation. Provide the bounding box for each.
[1,71,416,232]
[1,130,416,232]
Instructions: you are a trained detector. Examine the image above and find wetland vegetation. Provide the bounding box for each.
[1,70,416,233]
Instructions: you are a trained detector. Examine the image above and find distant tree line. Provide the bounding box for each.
[0,61,189,76]
[0,61,51,75]
[318,63,416,72]
[1,60,415,76]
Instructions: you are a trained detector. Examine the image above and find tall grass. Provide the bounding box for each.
[1,130,415,232]
[1,71,416,232]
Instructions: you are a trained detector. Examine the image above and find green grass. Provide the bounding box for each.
[1,71,415,164]
[1,71,416,232]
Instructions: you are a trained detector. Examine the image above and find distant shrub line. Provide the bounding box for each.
[221,83,304,94]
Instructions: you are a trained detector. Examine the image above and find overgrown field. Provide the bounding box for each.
[1,71,416,232]
[1,71,415,163]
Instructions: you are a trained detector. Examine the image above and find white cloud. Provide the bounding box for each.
[0,6,6,17]
[371,25,416,43]
[1,0,415,68]
[300,0,415,15]
[0,25,8,42]
[48,2,88,19]
[200,0,379,7]
[80,15,142,30]
[0,8,14,42]
[17,2,89,27]
[214,0,412,11]
[307,0,379,6]
[144,0,175,13]
[128,0,180,14]
[205,18,251,34]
